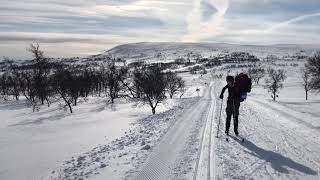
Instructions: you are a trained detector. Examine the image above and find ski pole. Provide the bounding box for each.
[216,98,223,137]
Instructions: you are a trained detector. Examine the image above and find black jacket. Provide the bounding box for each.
[220,84,240,102]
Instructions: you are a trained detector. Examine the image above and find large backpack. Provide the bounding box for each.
[235,73,252,102]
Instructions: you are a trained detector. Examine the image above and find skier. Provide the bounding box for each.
[219,75,241,136]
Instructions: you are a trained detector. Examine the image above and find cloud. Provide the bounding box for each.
[1,0,320,59]
[267,12,320,32]
[183,0,229,42]
[228,12,320,36]
[0,30,180,59]
[201,1,217,21]
[0,30,181,44]
[0,0,187,24]
[0,0,188,59]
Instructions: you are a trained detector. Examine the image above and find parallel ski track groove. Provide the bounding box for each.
[134,86,212,180]
[248,100,320,166]
[242,100,320,179]
[193,85,216,180]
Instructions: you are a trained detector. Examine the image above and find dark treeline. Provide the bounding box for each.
[0,44,185,114]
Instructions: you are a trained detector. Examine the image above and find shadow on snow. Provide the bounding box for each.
[233,137,318,176]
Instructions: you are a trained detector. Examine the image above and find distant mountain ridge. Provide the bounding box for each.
[100,42,320,63]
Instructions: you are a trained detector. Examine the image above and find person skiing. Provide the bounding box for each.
[219,75,241,136]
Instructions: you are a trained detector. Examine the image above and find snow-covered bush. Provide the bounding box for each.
[264,68,286,101]
[133,64,167,114]
[248,68,265,85]
[165,71,185,99]
[301,67,312,100]
[305,51,320,91]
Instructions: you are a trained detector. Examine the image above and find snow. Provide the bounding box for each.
[0,97,178,180]
[1,43,320,180]
[0,69,205,180]
[102,42,320,64]
[212,61,320,180]
[49,97,199,180]
[129,59,320,180]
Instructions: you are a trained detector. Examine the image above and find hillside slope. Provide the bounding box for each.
[101,42,320,63]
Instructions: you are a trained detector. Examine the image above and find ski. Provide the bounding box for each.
[238,136,245,142]
[216,133,230,142]
[217,133,243,142]
[226,133,230,142]
[230,135,245,142]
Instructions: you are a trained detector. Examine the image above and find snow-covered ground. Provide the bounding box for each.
[1,56,320,180]
[0,97,186,180]
[125,60,320,180]
[102,42,320,64]
[213,63,320,179]
[0,71,207,180]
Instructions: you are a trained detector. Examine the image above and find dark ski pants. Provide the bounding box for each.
[225,99,240,135]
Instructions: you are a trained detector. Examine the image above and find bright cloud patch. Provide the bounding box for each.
[0,0,319,58]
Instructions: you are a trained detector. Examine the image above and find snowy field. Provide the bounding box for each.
[127,60,320,180]
[0,98,159,180]
[0,72,207,180]
[1,57,320,180]
[213,62,320,180]
[102,42,320,64]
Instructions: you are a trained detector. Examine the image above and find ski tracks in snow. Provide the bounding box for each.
[134,83,220,180]
[216,96,320,179]
[133,81,320,180]
[193,83,217,180]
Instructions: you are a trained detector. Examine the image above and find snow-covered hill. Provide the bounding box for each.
[1,42,320,180]
[1,43,319,69]
[100,42,320,63]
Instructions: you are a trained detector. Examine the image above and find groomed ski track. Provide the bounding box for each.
[133,82,320,180]
[134,83,219,180]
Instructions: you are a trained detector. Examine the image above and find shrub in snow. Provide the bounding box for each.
[305,51,320,91]
[27,43,51,106]
[100,62,128,103]
[264,68,286,101]
[133,64,167,114]
[248,68,265,85]
[301,67,312,100]
[165,71,185,99]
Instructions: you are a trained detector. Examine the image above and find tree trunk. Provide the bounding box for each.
[68,103,73,113]
[152,107,156,115]
[46,98,50,107]
[33,104,36,112]
[273,90,276,101]
[74,97,77,106]
[305,90,308,101]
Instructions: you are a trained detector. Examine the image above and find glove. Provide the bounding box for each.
[219,94,223,99]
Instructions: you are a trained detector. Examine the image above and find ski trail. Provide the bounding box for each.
[214,82,320,180]
[245,101,319,178]
[133,85,215,180]
[193,83,217,180]
[250,98,320,130]
[240,100,319,179]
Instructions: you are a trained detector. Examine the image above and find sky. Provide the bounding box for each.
[0,0,320,59]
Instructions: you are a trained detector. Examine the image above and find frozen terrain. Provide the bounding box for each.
[0,97,187,180]
[101,42,320,64]
[0,71,208,180]
[0,43,320,180]
[130,62,320,180]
